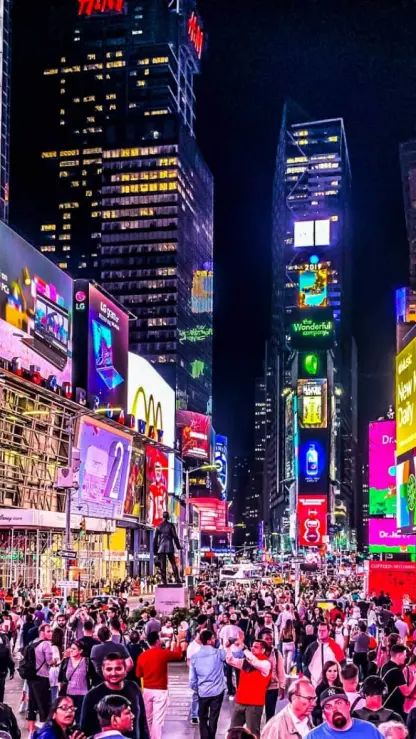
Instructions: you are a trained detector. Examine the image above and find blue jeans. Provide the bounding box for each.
[191,689,199,719]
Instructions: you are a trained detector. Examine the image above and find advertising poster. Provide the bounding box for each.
[368,420,396,517]
[192,498,230,533]
[191,262,213,314]
[75,417,132,519]
[177,410,211,459]
[145,446,168,528]
[396,338,416,457]
[298,428,329,494]
[289,308,335,351]
[0,222,73,383]
[367,561,416,611]
[298,268,328,309]
[215,435,228,499]
[298,352,327,379]
[124,449,145,518]
[396,452,416,532]
[368,518,415,554]
[127,352,175,449]
[298,379,327,429]
[298,495,328,547]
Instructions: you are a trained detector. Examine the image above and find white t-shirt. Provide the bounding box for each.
[395,619,409,640]
[187,640,201,662]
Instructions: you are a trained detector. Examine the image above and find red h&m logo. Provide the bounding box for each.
[188,12,204,59]
[78,0,124,16]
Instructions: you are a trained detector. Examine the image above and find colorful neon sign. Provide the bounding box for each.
[78,0,124,16]
[188,12,204,59]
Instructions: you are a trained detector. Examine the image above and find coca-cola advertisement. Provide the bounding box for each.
[298,494,327,547]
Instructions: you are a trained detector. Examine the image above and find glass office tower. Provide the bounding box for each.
[267,106,357,541]
[0,0,10,223]
[37,0,213,413]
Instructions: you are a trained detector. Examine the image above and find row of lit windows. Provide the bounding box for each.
[44,61,126,75]
[111,170,177,182]
[101,231,178,243]
[118,183,178,194]
[102,194,178,207]
[138,57,169,65]
[112,292,176,304]
[105,279,177,290]
[103,218,178,230]
[101,243,177,255]
[104,145,177,158]
[104,157,177,170]
[102,206,177,219]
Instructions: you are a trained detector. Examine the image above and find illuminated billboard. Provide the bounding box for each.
[177,410,211,460]
[215,435,228,499]
[146,446,168,528]
[299,268,328,309]
[298,428,329,494]
[0,222,73,383]
[289,308,335,350]
[298,379,327,428]
[124,449,145,519]
[73,281,129,411]
[298,495,327,547]
[127,352,175,449]
[294,219,331,248]
[74,416,132,519]
[368,420,396,517]
[396,338,416,457]
[298,352,327,379]
[368,518,415,554]
[78,0,124,15]
[191,262,213,314]
[192,498,231,533]
[397,453,416,532]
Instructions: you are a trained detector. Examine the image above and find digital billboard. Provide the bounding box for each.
[299,268,328,309]
[192,498,231,533]
[191,262,213,314]
[74,416,132,519]
[298,495,327,547]
[289,308,335,350]
[73,281,129,410]
[367,561,416,612]
[396,338,416,457]
[145,446,168,528]
[215,435,228,499]
[294,219,330,248]
[177,410,211,460]
[298,428,329,494]
[297,380,327,428]
[124,449,145,518]
[0,222,73,383]
[397,452,416,532]
[298,352,328,380]
[127,352,175,449]
[368,420,396,517]
[368,518,415,553]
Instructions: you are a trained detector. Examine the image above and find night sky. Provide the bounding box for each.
[9,0,416,459]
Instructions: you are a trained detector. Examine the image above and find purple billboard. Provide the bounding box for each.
[73,281,129,410]
[74,416,132,519]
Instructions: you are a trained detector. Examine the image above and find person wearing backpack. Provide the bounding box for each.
[352,676,404,728]
[21,623,54,734]
[0,629,14,702]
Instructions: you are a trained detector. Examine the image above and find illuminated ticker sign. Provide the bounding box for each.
[78,0,124,16]
[188,12,204,59]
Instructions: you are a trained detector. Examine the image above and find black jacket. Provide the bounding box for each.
[353,706,404,728]
[80,680,150,739]
[0,702,20,739]
[153,521,181,555]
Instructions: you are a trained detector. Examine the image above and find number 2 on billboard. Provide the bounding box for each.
[105,441,124,500]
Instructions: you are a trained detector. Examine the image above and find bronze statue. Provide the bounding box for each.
[153,511,182,584]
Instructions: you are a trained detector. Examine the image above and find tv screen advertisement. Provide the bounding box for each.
[396,338,416,457]
[124,448,145,518]
[368,518,415,554]
[0,222,73,383]
[127,352,175,449]
[289,308,335,351]
[145,445,169,528]
[297,427,329,495]
[297,380,327,429]
[192,498,230,533]
[368,420,396,517]
[177,410,211,459]
[298,495,328,547]
[294,219,331,248]
[396,451,416,533]
[74,416,132,519]
[298,268,328,309]
[215,434,228,499]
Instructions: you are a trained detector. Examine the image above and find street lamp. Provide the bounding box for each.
[184,463,218,579]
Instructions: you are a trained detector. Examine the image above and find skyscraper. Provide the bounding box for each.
[36,0,213,413]
[0,0,11,223]
[267,106,357,545]
[400,140,416,289]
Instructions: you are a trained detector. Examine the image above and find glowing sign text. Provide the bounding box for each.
[188,12,204,59]
[78,0,124,16]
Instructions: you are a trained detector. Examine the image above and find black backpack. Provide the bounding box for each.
[18,640,44,680]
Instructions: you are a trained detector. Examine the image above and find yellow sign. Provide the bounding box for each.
[396,338,416,456]
[298,379,327,428]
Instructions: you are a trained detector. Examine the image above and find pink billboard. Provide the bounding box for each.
[369,420,396,490]
[368,518,414,548]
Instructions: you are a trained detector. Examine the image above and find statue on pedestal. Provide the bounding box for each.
[153,511,182,585]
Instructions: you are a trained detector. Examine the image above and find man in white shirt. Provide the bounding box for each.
[394,615,409,641]
[261,678,315,739]
[187,631,202,726]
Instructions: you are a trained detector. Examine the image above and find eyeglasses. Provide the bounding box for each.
[57,705,76,713]
[295,694,316,703]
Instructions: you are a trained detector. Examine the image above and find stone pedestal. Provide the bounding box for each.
[154,584,189,614]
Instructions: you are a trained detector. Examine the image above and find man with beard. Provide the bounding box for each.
[304,688,384,738]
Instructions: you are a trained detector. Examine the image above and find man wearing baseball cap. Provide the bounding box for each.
[304,687,384,738]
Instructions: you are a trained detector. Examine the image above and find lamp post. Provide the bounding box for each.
[184,463,218,581]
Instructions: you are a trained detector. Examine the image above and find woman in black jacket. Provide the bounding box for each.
[312,660,342,726]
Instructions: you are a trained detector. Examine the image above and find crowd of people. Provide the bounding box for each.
[0,575,413,739]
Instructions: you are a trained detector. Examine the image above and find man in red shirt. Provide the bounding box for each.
[226,638,271,737]
[136,630,182,739]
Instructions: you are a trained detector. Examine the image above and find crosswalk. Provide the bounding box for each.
[166,665,193,722]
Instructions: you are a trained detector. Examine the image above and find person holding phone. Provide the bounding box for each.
[34,696,86,739]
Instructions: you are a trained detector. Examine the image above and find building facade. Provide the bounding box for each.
[0,0,10,223]
[267,106,357,546]
[37,0,213,413]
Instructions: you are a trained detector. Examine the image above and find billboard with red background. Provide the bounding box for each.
[176,411,211,460]
[145,446,168,528]
[192,498,231,533]
[298,494,327,547]
[367,561,416,611]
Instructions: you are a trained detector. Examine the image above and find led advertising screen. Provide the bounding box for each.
[298,495,328,547]
[298,352,328,380]
[215,435,228,499]
[396,338,416,457]
[368,420,396,517]
[297,379,327,428]
[73,281,129,410]
[368,561,416,612]
[396,452,416,532]
[74,416,132,519]
[145,445,168,528]
[127,352,175,449]
[177,410,211,460]
[192,498,231,533]
[294,219,331,248]
[289,308,335,351]
[368,518,415,554]
[191,262,213,314]
[0,222,73,383]
[298,268,328,309]
[124,449,145,518]
[298,428,329,495]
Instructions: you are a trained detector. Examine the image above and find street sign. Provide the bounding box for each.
[57,550,77,559]
[57,580,75,588]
